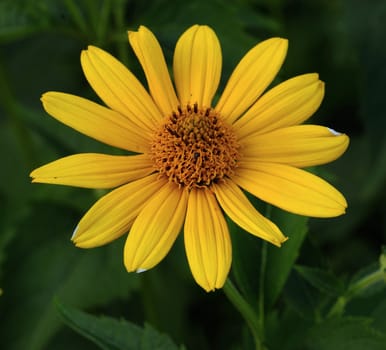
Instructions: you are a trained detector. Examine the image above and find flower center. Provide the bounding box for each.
[150,104,241,189]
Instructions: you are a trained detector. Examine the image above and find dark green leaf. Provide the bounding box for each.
[347,252,386,299]
[228,215,263,304]
[295,265,344,296]
[283,268,322,320]
[371,297,386,334]
[0,0,66,42]
[304,317,386,350]
[141,324,182,350]
[230,205,308,310]
[0,201,139,350]
[57,301,142,350]
[57,302,182,350]
[265,209,309,307]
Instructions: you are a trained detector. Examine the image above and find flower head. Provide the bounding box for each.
[30,25,349,291]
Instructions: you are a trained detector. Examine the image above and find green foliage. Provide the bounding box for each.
[0,202,139,350]
[0,0,385,349]
[57,301,183,350]
[229,208,309,312]
[265,210,309,307]
[304,317,386,350]
[294,265,343,297]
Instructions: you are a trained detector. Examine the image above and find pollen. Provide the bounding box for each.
[150,104,241,189]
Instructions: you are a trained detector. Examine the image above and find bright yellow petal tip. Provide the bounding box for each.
[173,24,222,108]
[213,180,287,246]
[30,153,154,189]
[184,189,232,291]
[128,25,179,116]
[216,37,288,124]
[124,183,188,272]
[234,73,325,136]
[241,125,350,168]
[234,164,348,218]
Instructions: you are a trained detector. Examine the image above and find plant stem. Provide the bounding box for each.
[95,0,112,46]
[327,263,386,318]
[258,205,272,336]
[347,268,385,297]
[113,0,130,66]
[258,241,267,336]
[64,0,89,35]
[223,279,263,350]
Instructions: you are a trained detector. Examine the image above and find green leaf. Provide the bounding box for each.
[141,324,183,350]
[283,268,322,320]
[0,201,139,350]
[57,302,182,350]
[57,301,142,350]
[371,297,386,333]
[326,250,386,319]
[265,209,309,307]
[229,205,308,311]
[228,215,263,303]
[285,265,345,320]
[294,265,344,296]
[304,317,386,350]
[0,0,65,42]
[347,250,386,299]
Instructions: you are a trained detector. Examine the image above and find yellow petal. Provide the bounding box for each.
[173,25,222,108]
[234,163,347,218]
[184,188,232,291]
[41,92,150,153]
[129,26,179,116]
[30,153,154,189]
[234,74,324,138]
[215,38,288,124]
[241,125,350,167]
[124,183,188,271]
[81,46,162,131]
[73,174,164,248]
[212,180,287,246]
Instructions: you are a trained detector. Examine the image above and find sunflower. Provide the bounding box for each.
[30,25,349,291]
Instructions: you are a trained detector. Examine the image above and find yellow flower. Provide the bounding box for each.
[30,25,349,291]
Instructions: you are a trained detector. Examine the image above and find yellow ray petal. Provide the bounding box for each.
[41,92,150,153]
[124,183,188,271]
[212,180,287,246]
[234,74,324,138]
[73,174,165,248]
[173,25,222,108]
[30,153,154,189]
[129,26,179,116]
[215,38,288,124]
[241,125,349,167]
[184,188,232,292]
[234,164,347,218]
[81,46,162,131]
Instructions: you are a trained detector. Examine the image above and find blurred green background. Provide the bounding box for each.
[0,0,385,349]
